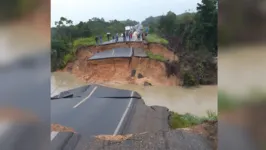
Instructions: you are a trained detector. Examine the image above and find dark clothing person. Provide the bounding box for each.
[95,36,99,45]
[142,33,145,40]
[123,32,126,42]
[107,34,110,41]
[99,36,102,44]
[115,33,119,42]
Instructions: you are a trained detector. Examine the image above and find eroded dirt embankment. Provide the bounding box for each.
[66,57,179,86]
[63,42,179,86]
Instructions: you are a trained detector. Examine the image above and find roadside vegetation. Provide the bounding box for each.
[145,34,168,45]
[169,110,217,129]
[51,18,138,71]
[146,51,166,62]
[142,0,217,87]
[73,36,108,49]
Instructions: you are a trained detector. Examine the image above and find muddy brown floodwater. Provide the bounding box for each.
[51,72,217,117]
[219,46,266,98]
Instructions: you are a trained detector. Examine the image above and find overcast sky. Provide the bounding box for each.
[51,0,200,26]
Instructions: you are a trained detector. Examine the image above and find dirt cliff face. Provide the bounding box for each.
[65,57,179,86]
[63,42,179,86]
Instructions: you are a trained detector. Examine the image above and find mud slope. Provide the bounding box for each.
[63,42,179,86]
[66,57,178,86]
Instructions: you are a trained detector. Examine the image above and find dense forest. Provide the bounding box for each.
[51,0,217,86]
[142,0,218,86]
[51,18,139,71]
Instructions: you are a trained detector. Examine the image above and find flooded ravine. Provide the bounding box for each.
[51,72,217,117]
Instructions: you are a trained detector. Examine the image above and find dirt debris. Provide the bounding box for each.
[95,134,133,141]
[51,123,75,132]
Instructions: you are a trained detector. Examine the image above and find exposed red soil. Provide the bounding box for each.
[62,42,179,86]
[65,57,179,86]
[51,124,75,132]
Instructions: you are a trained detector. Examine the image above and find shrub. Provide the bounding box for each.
[63,53,74,65]
[73,37,96,49]
[169,111,217,129]
[145,34,169,45]
[146,51,166,62]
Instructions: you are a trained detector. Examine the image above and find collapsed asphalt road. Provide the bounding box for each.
[51,84,170,138]
[51,84,215,150]
[51,128,214,150]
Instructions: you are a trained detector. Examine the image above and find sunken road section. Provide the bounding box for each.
[89,47,147,60]
[51,84,170,138]
[50,84,214,150]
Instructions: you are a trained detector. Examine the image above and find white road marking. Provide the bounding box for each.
[51,131,59,141]
[73,86,98,108]
[113,91,134,135]
[130,47,133,57]
[112,49,115,56]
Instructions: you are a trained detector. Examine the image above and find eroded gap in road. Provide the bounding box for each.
[59,42,180,86]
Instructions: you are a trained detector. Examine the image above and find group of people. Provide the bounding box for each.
[95,30,147,45]
[94,35,103,45]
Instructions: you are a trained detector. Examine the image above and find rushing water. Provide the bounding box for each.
[51,72,217,117]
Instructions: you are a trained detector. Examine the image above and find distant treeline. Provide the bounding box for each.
[51,17,139,71]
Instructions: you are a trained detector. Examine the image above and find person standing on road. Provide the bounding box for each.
[115,33,119,42]
[95,36,99,45]
[123,32,126,42]
[112,35,115,42]
[126,31,129,41]
[99,35,102,44]
[142,32,145,41]
[129,32,132,41]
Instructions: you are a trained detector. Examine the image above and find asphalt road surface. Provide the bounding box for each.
[51,84,170,137]
[89,48,133,60]
[51,129,214,150]
[133,48,148,57]
[52,84,136,137]
[89,47,147,60]
[101,37,142,45]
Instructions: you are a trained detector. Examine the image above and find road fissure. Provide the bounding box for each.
[73,86,98,108]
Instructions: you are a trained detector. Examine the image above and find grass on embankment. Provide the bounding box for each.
[61,36,109,66]
[73,36,108,49]
[145,34,169,45]
[169,110,217,129]
[146,51,166,62]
